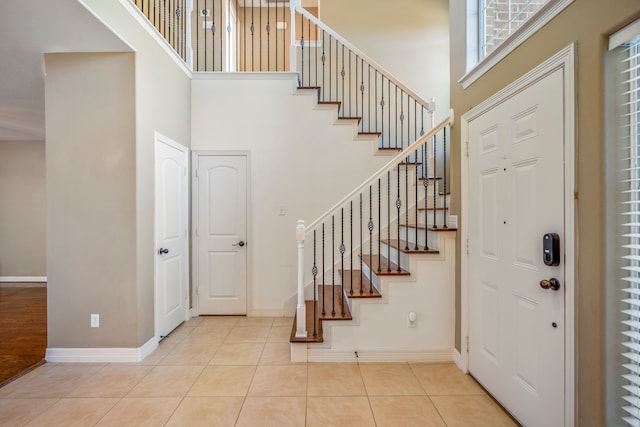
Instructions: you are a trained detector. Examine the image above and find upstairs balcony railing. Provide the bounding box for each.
[130,0,438,154]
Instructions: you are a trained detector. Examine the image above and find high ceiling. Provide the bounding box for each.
[0,0,131,141]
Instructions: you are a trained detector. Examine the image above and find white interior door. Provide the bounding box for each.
[155,135,189,338]
[468,69,565,426]
[195,154,247,314]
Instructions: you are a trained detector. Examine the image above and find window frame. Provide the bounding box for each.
[459,0,574,89]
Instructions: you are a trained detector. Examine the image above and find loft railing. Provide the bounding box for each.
[131,0,436,153]
[294,110,453,339]
[132,0,190,63]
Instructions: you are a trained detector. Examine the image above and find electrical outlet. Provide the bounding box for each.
[91,314,100,328]
[278,205,286,216]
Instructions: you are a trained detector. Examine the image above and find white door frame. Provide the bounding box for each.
[191,150,251,316]
[154,132,190,339]
[459,43,576,426]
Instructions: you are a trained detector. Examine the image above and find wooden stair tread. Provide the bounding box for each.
[317,285,353,320]
[381,239,439,254]
[298,86,321,90]
[290,300,323,343]
[339,270,381,298]
[418,176,443,181]
[401,223,457,231]
[417,206,448,211]
[362,254,410,276]
[337,116,362,123]
[318,101,341,106]
[358,132,382,136]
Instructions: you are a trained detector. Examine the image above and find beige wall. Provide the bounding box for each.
[45,52,137,348]
[79,0,192,347]
[0,140,46,278]
[449,0,640,424]
[319,0,450,120]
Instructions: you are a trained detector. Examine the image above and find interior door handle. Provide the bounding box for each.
[540,278,560,291]
[233,241,245,247]
[158,248,169,255]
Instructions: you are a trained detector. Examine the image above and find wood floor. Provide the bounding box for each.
[0,286,47,385]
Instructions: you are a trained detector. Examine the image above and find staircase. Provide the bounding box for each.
[290,110,455,362]
[127,0,456,363]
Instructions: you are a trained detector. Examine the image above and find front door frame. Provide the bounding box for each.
[191,150,252,316]
[459,43,576,426]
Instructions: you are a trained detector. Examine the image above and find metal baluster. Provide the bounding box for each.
[405,152,409,251]
[432,131,438,229]
[396,159,402,272]
[196,0,200,70]
[282,1,285,71]
[360,193,363,295]
[214,1,222,71]
[423,142,430,250]
[301,16,304,84]
[355,56,358,117]
[321,30,325,101]
[335,39,339,101]
[340,208,345,316]
[329,35,332,101]
[349,51,352,116]
[380,76,385,148]
[368,185,374,293]
[387,171,391,272]
[414,101,419,249]
[322,223,325,315]
[360,58,365,132]
[308,16,311,86]
[443,127,448,229]
[341,45,345,116]
[312,230,318,337]
[395,86,398,149]
[332,215,335,316]
[375,70,378,136]
[274,0,277,71]
[251,0,255,71]
[368,65,371,132]
[377,178,381,275]
[350,200,354,295]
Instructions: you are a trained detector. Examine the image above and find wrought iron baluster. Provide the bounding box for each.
[387,171,391,272]
[380,76,385,148]
[432,131,438,229]
[360,59,365,132]
[329,35,332,102]
[377,178,381,275]
[301,16,304,84]
[274,0,277,71]
[368,185,374,293]
[405,152,409,251]
[322,223,325,315]
[355,56,359,118]
[308,16,311,86]
[395,86,398,149]
[341,45,345,116]
[360,193,363,295]
[332,215,335,316]
[340,208,345,316]
[396,160,402,272]
[211,0,216,70]
[350,200,354,295]
[349,51,352,117]
[196,0,200,70]
[321,30,326,101]
[443,127,448,228]
[312,230,318,337]
[335,38,339,102]
[368,65,371,132]
[267,0,270,71]
[375,70,378,136]
[423,142,430,250]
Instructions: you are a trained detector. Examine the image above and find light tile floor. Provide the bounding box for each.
[0,316,519,426]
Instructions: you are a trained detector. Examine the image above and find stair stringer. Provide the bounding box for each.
[305,231,456,362]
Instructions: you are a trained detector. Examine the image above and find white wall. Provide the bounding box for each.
[319,0,450,122]
[0,140,46,278]
[191,74,392,314]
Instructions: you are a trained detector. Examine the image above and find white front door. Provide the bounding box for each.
[155,135,189,338]
[468,69,565,426]
[195,154,247,314]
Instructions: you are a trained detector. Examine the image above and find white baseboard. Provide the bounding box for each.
[46,336,158,363]
[453,348,467,372]
[307,347,454,363]
[0,276,47,283]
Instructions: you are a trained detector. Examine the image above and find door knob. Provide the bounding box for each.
[158,248,169,255]
[233,241,245,247]
[540,278,560,291]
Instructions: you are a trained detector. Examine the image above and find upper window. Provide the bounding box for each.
[460,0,574,88]
[480,0,551,58]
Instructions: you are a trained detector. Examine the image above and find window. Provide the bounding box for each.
[460,0,574,88]
[608,19,640,426]
[480,0,550,58]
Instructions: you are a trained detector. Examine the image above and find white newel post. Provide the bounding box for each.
[295,220,307,338]
[289,0,300,73]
